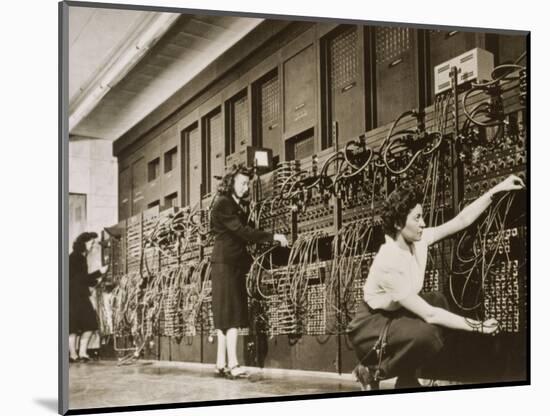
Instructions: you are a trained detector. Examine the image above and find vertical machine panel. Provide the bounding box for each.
[188,127,202,207]
[284,45,316,136]
[131,158,146,215]
[233,93,249,157]
[119,167,131,221]
[225,90,250,167]
[375,26,418,126]
[179,129,188,207]
[328,27,364,143]
[208,110,224,194]
[260,72,281,159]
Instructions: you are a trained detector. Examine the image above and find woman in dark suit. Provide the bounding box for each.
[210,166,288,378]
[69,232,107,363]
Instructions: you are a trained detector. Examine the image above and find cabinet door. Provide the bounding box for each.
[375,27,418,126]
[131,158,146,215]
[119,167,131,220]
[207,109,224,194]
[225,90,250,167]
[187,126,202,207]
[233,93,249,157]
[328,27,365,143]
[258,71,282,159]
[284,45,316,137]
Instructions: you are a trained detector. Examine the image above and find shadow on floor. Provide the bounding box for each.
[33,398,58,413]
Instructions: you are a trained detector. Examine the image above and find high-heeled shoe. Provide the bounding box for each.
[226,365,249,380]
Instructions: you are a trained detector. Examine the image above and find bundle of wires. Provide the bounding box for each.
[109,270,144,362]
[378,110,444,176]
[325,220,375,333]
[460,52,527,147]
[144,205,211,259]
[449,193,518,315]
[282,231,328,333]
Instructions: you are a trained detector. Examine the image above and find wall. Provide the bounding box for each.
[68,136,118,247]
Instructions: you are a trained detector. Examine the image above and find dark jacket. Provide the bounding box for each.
[210,195,273,265]
[69,251,102,299]
[69,251,102,333]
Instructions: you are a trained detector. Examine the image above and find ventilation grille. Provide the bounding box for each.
[330,28,358,91]
[376,27,411,64]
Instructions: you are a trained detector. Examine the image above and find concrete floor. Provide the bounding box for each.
[69,359,400,411]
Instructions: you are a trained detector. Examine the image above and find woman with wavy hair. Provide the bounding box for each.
[210,165,288,378]
[347,174,524,390]
[69,232,107,363]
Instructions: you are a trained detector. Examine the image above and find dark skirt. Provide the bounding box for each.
[347,292,448,378]
[211,262,249,330]
[69,291,99,334]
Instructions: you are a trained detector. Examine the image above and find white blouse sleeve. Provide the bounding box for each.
[422,227,436,246]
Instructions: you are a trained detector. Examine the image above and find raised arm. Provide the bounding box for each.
[399,294,499,334]
[430,174,525,244]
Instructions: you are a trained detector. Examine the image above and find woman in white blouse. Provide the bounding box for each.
[347,174,524,390]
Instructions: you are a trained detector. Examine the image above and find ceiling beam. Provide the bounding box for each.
[69,12,180,132]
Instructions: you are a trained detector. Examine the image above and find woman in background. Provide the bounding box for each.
[69,232,107,363]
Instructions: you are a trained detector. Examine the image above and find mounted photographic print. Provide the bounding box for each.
[59,0,530,414]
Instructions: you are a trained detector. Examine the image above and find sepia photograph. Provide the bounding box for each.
[59,0,529,414]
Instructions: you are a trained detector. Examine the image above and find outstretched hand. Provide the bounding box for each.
[494,174,525,193]
[273,233,289,248]
[481,318,500,335]
[465,317,500,335]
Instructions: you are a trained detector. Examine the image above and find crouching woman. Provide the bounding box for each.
[347,175,524,390]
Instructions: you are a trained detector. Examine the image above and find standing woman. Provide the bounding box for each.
[69,232,108,363]
[210,166,289,378]
[347,174,524,389]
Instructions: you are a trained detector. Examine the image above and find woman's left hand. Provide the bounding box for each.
[493,174,525,193]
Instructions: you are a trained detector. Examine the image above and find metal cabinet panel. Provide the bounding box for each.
[258,72,282,159]
[375,26,418,126]
[233,93,249,159]
[284,45,316,137]
[225,90,250,167]
[131,158,146,216]
[119,167,131,221]
[327,26,365,144]
[206,109,223,194]
[187,127,202,207]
